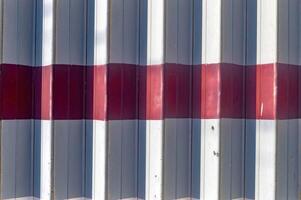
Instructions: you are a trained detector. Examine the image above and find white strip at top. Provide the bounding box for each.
[87,0,108,66]
[93,0,108,65]
[202,0,221,64]
[41,0,54,66]
[147,0,164,65]
[257,0,277,64]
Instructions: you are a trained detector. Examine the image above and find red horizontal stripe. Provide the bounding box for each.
[276,63,299,119]
[201,64,220,118]
[220,63,245,118]
[164,64,194,118]
[86,65,107,120]
[255,64,277,119]
[34,65,52,119]
[106,64,139,120]
[52,65,85,119]
[0,64,33,119]
[146,65,164,120]
[0,63,299,120]
[201,63,246,119]
[106,64,163,120]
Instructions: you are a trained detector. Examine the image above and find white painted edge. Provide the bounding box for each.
[39,120,52,200]
[257,0,277,64]
[255,120,276,199]
[94,0,108,65]
[42,0,54,66]
[145,120,163,200]
[202,0,221,64]
[200,119,220,200]
[147,0,164,65]
[92,120,106,200]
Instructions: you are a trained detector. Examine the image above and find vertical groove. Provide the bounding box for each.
[51,0,57,198]
[0,0,3,197]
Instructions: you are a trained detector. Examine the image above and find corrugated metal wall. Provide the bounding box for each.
[0,0,300,199]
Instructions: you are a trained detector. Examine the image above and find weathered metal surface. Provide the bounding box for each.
[0,0,300,199]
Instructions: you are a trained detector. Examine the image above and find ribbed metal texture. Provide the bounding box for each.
[0,0,300,199]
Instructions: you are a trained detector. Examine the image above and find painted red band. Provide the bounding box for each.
[0,63,299,120]
[34,65,52,119]
[106,64,139,120]
[277,63,299,119]
[201,64,220,118]
[86,65,107,120]
[146,65,164,120]
[52,65,85,119]
[256,64,277,119]
[164,64,194,118]
[0,64,33,119]
[220,63,245,118]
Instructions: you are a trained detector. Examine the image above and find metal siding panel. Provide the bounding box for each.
[53,120,85,199]
[0,1,300,200]
[53,121,68,199]
[15,120,34,198]
[191,119,201,199]
[107,120,122,200]
[107,120,138,200]
[245,119,256,199]
[164,119,192,199]
[1,120,33,199]
[1,121,17,199]
[220,119,244,199]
